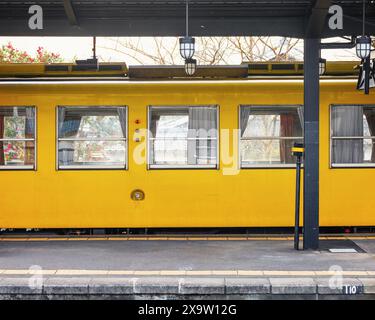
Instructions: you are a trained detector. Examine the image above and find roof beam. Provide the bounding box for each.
[305,0,333,38]
[0,1,373,37]
[0,17,305,37]
[1,16,374,37]
[63,0,79,26]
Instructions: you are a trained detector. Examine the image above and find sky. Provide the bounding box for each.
[0,36,359,65]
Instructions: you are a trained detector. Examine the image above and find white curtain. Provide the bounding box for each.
[117,107,127,138]
[58,107,81,166]
[332,106,363,164]
[240,107,252,137]
[58,108,72,165]
[24,107,35,165]
[58,108,66,134]
[149,113,161,165]
[297,106,304,132]
[24,107,35,137]
[188,107,217,165]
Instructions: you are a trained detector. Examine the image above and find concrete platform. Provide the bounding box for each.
[1,237,375,299]
[0,276,374,300]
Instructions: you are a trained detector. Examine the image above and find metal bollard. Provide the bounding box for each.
[292,142,304,250]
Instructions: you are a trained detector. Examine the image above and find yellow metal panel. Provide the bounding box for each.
[0,61,357,78]
[247,61,359,76]
[0,80,374,228]
[0,63,128,77]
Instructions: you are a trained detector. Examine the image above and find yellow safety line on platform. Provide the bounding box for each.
[0,269,374,276]
[0,235,375,241]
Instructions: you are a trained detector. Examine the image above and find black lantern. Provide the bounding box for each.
[356,36,372,60]
[180,0,196,63]
[184,58,197,76]
[319,58,326,76]
[356,1,372,60]
[179,37,195,60]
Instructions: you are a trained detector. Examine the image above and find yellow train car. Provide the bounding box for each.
[0,62,374,230]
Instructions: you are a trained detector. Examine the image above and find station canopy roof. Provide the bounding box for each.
[0,1,374,38]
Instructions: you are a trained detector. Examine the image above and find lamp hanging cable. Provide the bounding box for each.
[179,0,195,63]
[186,0,189,37]
[363,0,366,36]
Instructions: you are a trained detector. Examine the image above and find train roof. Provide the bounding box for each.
[0,61,360,81]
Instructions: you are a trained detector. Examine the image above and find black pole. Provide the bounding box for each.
[186,0,189,37]
[92,36,97,59]
[303,38,320,250]
[364,57,370,95]
[294,154,302,250]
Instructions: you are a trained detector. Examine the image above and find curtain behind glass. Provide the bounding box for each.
[150,114,160,138]
[0,115,4,165]
[59,111,82,138]
[188,107,217,165]
[117,107,127,138]
[58,107,82,165]
[297,106,304,129]
[240,107,252,137]
[149,114,160,165]
[24,107,35,165]
[279,113,295,163]
[364,108,375,162]
[332,106,363,164]
[58,108,65,135]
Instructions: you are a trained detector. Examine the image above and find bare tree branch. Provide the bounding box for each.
[99,36,303,65]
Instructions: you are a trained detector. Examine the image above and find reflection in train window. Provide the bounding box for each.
[331,105,375,167]
[0,106,36,170]
[57,106,127,169]
[240,105,303,167]
[148,106,218,169]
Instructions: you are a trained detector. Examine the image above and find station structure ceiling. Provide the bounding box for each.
[0,1,374,37]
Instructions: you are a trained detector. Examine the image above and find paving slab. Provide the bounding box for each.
[270,277,316,294]
[133,277,180,294]
[179,278,225,295]
[43,277,91,295]
[358,278,375,294]
[89,277,134,295]
[316,277,363,295]
[0,277,43,295]
[225,278,270,294]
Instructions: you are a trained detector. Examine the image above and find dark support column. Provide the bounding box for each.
[364,58,370,95]
[303,38,320,250]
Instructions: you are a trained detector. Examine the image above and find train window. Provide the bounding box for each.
[0,106,36,170]
[148,106,218,169]
[57,106,127,169]
[331,105,375,167]
[239,105,303,167]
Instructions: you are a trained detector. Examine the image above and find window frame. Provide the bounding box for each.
[56,105,128,170]
[147,105,220,170]
[238,104,304,169]
[0,105,37,171]
[330,104,375,168]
